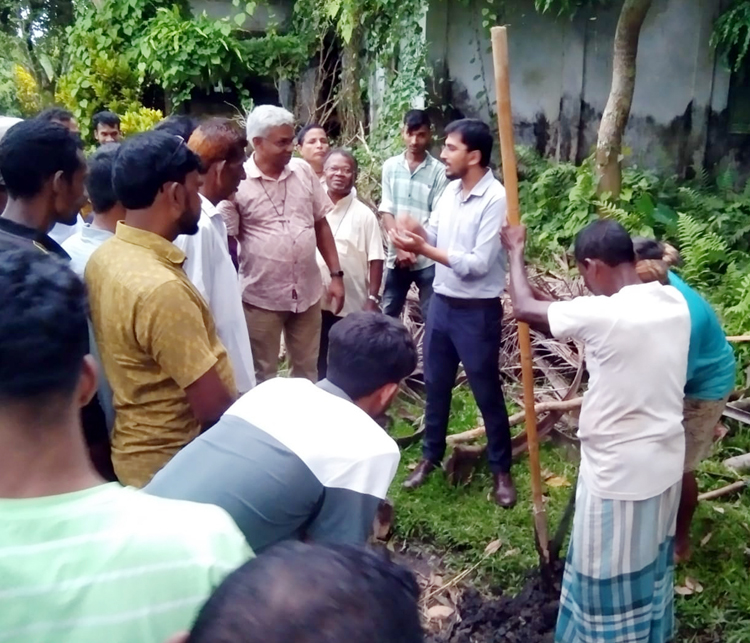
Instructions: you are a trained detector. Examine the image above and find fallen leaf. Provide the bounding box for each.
[386,539,395,552]
[685,577,704,594]
[501,547,521,559]
[545,475,571,488]
[407,462,418,471]
[675,585,694,596]
[429,573,444,587]
[541,468,554,480]
[700,532,713,547]
[427,605,454,620]
[713,506,725,514]
[484,539,502,555]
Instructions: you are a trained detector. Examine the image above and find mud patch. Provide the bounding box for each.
[430,561,564,643]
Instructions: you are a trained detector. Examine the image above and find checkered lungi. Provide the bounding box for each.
[555,477,680,643]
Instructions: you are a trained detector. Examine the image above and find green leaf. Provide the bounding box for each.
[140,40,151,58]
[245,1,257,15]
[233,13,246,26]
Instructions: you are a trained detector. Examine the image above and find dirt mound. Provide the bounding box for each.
[433,561,564,643]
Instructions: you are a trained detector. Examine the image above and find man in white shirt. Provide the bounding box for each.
[391,119,514,507]
[316,149,385,378]
[175,119,256,393]
[63,144,125,439]
[502,219,689,643]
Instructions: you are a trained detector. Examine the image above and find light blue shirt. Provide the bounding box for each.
[379,152,450,271]
[62,224,114,278]
[425,169,507,299]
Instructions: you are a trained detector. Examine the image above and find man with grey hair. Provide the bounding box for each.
[220,105,344,382]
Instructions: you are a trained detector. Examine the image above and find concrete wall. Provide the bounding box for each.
[425,0,734,174]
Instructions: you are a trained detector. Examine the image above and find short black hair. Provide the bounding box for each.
[574,219,636,267]
[86,144,120,213]
[327,312,417,400]
[154,114,199,141]
[445,119,493,167]
[297,123,326,145]
[36,107,75,125]
[0,120,84,199]
[631,236,664,261]
[0,248,88,403]
[403,109,431,133]
[324,148,358,175]
[112,130,202,210]
[187,543,424,643]
[92,111,121,130]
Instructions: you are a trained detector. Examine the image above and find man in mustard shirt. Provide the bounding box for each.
[86,131,238,487]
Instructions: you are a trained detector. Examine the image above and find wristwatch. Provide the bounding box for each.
[330,270,344,278]
[368,294,382,304]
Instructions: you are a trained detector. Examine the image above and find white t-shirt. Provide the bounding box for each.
[316,191,385,317]
[175,196,256,393]
[547,281,690,501]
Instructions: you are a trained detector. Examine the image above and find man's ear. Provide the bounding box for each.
[51,170,66,198]
[165,182,185,218]
[467,149,482,168]
[376,382,400,412]
[77,355,98,409]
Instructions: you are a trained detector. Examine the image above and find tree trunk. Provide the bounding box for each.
[595,0,653,198]
[339,25,365,143]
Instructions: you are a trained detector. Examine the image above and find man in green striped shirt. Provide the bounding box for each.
[0,247,252,643]
[379,109,450,320]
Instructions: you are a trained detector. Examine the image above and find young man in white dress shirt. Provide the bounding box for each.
[391,119,515,507]
[174,119,256,393]
[316,149,385,379]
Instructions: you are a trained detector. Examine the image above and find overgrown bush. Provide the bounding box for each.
[516,147,750,371]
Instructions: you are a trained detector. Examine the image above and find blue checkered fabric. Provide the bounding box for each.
[555,478,680,643]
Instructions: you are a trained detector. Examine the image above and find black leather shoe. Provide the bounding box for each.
[403,459,438,490]
[493,472,517,508]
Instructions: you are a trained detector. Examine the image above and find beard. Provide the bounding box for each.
[176,205,201,236]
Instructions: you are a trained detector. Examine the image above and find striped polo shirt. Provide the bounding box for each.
[146,378,401,553]
[0,484,252,643]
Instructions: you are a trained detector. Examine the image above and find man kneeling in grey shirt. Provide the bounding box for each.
[146,312,416,553]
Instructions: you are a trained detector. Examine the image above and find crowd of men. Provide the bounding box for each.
[0,100,737,643]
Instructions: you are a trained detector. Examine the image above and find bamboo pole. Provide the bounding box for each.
[491,26,550,564]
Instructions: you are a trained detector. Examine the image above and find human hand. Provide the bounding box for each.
[364,298,381,313]
[390,229,425,255]
[500,225,527,254]
[396,211,420,234]
[328,276,345,315]
[395,248,417,267]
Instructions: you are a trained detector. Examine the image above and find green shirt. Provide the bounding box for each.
[379,152,450,271]
[0,483,252,643]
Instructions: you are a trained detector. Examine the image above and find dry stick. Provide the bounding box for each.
[697,480,747,502]
[447,397,584,445]
[727,335,750,343]
[491,25,550,564]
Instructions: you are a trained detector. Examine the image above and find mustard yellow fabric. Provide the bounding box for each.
[86,222,236,487]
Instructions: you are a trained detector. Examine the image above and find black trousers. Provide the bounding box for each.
[422,294,512,473]
[317,310,344,381]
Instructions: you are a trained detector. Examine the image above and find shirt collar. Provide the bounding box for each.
[80,224,114,242]
[328,189,356,214]
[115,221,186,265]
[453,168,495,202]
[245,153,292,182]
[399,152,434,175]
[0,217,69,259]
[199,194,220,219]
[316,378,353,403]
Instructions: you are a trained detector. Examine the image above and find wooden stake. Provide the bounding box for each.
[491,26,550,563]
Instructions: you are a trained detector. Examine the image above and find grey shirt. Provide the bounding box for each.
[426,169,507,299]
[145,378,400,553]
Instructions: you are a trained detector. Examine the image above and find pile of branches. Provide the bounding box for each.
[397,267,587,472]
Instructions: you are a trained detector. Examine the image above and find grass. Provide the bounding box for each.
[387,386,750,640]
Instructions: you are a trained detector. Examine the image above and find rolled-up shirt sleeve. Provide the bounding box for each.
[447,194,505,278]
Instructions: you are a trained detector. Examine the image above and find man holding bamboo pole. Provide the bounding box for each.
[502,219,689,643]
[390,118,516,507]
